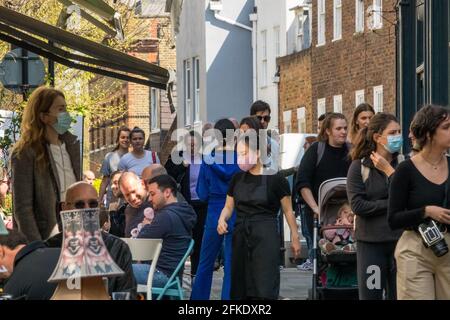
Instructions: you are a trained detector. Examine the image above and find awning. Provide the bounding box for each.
[0,6,170,89]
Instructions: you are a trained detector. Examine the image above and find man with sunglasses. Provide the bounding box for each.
[250,100,280,172]
[46,182,137,298]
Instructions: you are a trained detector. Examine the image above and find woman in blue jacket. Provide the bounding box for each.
[190,119,241,300]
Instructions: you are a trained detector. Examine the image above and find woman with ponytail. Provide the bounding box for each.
[346,113,403,300]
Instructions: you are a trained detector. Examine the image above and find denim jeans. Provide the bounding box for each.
[132,263,169,287]
[299,204,314,261]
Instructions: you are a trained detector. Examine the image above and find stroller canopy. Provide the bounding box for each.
[318,178,347,225]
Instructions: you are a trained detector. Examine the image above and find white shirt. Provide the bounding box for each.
[49,143,77,202]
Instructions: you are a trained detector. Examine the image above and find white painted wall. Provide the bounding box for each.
[175,0,253,128]
[255,0,298,130]
[175,0,207,129]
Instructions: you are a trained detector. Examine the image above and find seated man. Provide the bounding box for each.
[46,182,137,299]
[142,164,186,203]
[133,175,196,288]
[119,172,152,237]
[0,230,60,300]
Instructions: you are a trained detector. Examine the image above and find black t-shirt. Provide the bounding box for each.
[296,142,351,202]
[124,200,152,237]
[227,171,291,218]
[388,157,450,230]
[4,242,59,300]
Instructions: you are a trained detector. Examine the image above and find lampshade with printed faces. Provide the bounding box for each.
[48,208,124,282]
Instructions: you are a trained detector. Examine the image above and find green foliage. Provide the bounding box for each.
[92,177,102,194]
[2,193,12,216]
[0,0,150,159]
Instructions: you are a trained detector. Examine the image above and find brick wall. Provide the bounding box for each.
[279,0,397,134]
[88,15,177,173]
[277,49,313,134]
[311,0,397,130]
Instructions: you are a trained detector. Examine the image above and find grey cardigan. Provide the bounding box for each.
[11,132,81,241]
[346,157,402,243]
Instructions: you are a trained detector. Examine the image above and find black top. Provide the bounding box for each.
[347,157,403,242]
[227,171,291,219]
[124,200,152,237]
[388,157,450,230]
[4,241,59,300]
[295,141,351,203]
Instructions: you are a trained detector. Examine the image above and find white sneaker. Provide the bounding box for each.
[297,259,313,271]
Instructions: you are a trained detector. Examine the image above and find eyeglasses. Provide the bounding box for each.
[257,115,271,123]
[67,200,99,209]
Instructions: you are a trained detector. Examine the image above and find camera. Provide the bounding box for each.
[417,220,448,257]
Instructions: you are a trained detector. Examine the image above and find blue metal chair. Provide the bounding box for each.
[152,239,194,300]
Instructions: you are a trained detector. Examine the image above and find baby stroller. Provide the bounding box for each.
[310,178,359,300]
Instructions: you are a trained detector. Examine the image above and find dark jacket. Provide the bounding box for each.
[138,201,196,277]
[11,132,81,242]
[4,241,60,300]
[295,141,351,203]
[346,157,403,243]
[45,231,137,299]
[109,200,127,238]
[165,152,205,204]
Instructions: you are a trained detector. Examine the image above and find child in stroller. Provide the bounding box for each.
[319,203,356,254]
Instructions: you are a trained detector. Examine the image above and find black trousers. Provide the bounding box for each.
[356,240,397,300]
[190,200,208,276]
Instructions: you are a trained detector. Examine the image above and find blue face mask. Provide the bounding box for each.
[52,112,72,135]
[384,134,403,154]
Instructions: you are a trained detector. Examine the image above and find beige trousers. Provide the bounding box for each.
[395,230,450,300]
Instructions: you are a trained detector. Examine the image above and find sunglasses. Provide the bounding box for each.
[257,115,271,122]
[68,200,99,209]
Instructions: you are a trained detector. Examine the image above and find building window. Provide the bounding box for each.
[261,30,268,87]
[333,0,342,41]
[283,110,292,133]
[317,0,326,46]
[183,59,192,126]
[373,85,383,112]
[296,12,304,51]
[373,0,383,29]
[297,107,306,133]
[151,88,159,131]
[317,98,326,118]
[193,57,200,123]
[333,95,343,113]
[274,26,281,57]
[355,0,364,33]
[355,89,365,107]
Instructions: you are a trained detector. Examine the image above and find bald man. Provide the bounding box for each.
[83,170,96,185]
[119,172,152,237]
[45,182,137,298]
[142,164,187,204]
[141,164,167,183]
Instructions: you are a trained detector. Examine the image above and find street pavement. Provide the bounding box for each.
[182,263,312,300]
